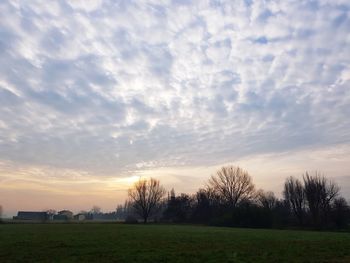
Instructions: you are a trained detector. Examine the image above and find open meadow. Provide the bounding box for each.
[0,223,349,263]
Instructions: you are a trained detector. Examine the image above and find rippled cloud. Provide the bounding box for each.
[0,0,349,181]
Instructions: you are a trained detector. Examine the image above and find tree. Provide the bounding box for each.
[90,206,102,214]
[163,193,193,222]
[192,188,220,223]
[303,172,339,227]
[283,176,305,225]
[0,205,2,223]
[331,197,350,229]
[208,166,255,208]
[257,190,277,210]
[128,178,166,223]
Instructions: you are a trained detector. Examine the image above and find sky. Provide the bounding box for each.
[0,0,349,217]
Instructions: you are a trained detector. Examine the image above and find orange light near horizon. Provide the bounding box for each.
[106,175,142,189]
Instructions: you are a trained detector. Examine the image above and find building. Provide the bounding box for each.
[53,210,73,221]
[74,213,86,221]
[14,211,48,221]
[58,210,73,218]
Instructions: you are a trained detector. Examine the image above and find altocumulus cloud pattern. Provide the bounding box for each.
[0,0,349,177]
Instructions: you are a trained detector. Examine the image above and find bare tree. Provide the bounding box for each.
[208,166,255,208]
[283,176,305,225]
[257,190,277,210]
[90,206,102,214]
[303,172,339,226]
[128,178,166,223]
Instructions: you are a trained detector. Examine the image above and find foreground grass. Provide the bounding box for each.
[0,223,349,263]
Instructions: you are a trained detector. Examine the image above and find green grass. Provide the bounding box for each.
[0,223,349,263]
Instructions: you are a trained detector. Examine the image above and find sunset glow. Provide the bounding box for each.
[0,0,349,217]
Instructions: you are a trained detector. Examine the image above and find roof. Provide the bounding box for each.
[16,211,48,220]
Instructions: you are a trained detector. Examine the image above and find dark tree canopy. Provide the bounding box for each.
[163,193,192,223]
[120,167,349,230]
[332,197,349,229]
[303,172,339,226]
[283,176,305,225]
[257,190,277,210]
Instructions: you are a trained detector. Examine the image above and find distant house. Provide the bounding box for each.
[14,211,48,221]
[74,213,86,221]
[53,210,73,221]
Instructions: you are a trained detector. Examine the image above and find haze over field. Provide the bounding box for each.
[0,0,349,216]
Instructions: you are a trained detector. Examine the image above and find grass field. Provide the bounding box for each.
[0,223,349,263]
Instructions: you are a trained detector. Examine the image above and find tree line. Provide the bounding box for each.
[122,165,350,230]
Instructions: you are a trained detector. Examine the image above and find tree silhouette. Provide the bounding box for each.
[119,167,349,230]
[163,193,192,222]
[90,206,102,214]
[192,188,220,223]
[303,172,339,227]
[257,190,277,210]
[283,176,305,226]
[128,178,166,223]
[331,197,349,229]
[208,166,255,208]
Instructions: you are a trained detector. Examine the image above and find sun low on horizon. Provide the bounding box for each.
[0,0,350,217]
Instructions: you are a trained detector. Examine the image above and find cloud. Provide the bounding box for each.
[67,0,102,13]
[0,0,349,182]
